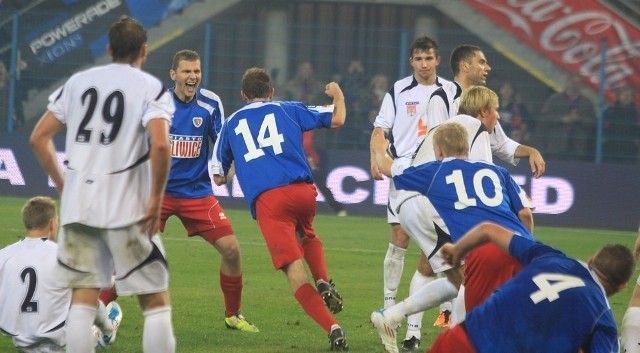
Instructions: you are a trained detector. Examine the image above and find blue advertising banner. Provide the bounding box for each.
[18,0,195,85]
[0,132,638,230]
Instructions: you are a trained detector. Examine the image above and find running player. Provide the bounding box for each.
[212,67,348,351]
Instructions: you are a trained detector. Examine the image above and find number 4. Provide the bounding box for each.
[529,273,585,304]
[234,113,284,162]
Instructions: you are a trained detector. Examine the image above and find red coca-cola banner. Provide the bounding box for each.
[465,0,640,100]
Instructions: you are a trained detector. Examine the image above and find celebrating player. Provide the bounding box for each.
[161,49,258,332]
[212,67,349,351]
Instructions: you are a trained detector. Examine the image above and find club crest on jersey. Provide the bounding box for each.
[406,102,418,116]
[192,117,203,128]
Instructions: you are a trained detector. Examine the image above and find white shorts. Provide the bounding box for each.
[56,223,169,296]
[15,341,65,353]
[396,195,453,274]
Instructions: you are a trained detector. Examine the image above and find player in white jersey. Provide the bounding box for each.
[370,87,535,353]
[369,35,453,350]
[30,17,176,353]
[0,197,120,352]
[621,223,640,353]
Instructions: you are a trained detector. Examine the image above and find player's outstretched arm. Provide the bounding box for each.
[442,222,515,266]
[370,127,388,180]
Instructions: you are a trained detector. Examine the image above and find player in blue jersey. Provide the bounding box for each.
[427,221,634,353]
[371,122,533,353]
[211,67,348,351]
[160,50,258,332]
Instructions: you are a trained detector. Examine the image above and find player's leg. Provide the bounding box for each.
[403,254,435,351]
[174,195,258,331]
[56,224,114,353]
[621,277,640,353]
[108,226,175,353]
[296,194,343,314]
[255,184,348,351]
[384,182,409,309]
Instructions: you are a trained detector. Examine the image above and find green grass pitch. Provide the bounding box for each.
[0,195,637,352]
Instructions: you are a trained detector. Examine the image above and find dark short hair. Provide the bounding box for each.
[172,49,200,71]
[241,67,273,100]
[450,44,482,77]
[109,16,147,62]
[592,244,635,289]
[410,35,439,58]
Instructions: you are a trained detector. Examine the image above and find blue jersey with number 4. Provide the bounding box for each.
[465,235,618,353]
[214,101,332,218]
[393,158,533,241]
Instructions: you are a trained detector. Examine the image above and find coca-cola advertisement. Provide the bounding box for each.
[465,0,640,100]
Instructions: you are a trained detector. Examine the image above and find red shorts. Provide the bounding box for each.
[464,242,523,310]
[160,194,234,243]
[428,324,476,353]
[255,183,318,270]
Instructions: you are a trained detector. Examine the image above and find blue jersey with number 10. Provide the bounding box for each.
[214,101,333,218]
[393,158,533,241]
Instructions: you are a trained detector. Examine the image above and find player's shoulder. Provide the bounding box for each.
[394,75,416,90]
[450,114,482,129]
[197,87,222,104]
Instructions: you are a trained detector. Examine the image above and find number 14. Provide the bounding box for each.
[234,113,285,162]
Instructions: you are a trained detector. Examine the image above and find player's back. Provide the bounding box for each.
[466,237,617,353]
[49,63,174,228]
[395,159,531,241]
[218,101,331,216]
[0,238,70,348]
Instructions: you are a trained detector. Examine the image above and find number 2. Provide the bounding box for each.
[234,113,284,162]
[20,267,38,313]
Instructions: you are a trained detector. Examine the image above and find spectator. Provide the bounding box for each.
[538,75,596,161]
[340,60,369,149]
[497,81,532,144]
[602,85,639,164]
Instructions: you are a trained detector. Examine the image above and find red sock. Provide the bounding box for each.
[99,287,118,305]
[294,283,336,333]
[301,237,328,283]
[220,272,242,317]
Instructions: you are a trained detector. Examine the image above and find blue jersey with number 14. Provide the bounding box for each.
[214,101,332,218]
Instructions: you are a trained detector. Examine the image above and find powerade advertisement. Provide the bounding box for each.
[16,0,195,85]
[1,132,638,231]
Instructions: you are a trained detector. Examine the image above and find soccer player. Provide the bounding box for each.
[428,221,634,353]
[621,223,640,353]
[161,49,258,332]
[369,35,453,350]
[371,120,533,353]
[29,17,176,353]
[0,197,121,352]
[212,67,349,351]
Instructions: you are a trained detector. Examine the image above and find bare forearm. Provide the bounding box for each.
[454,222,515,258]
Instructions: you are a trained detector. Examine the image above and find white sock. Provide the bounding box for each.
[405,270,435,340]
[383,243,406,308]
[94,300,114,336]
[143,306,176,353]
[449,285,466,327]
[66,304,97,353]
[622,307,640,353]
[385,278,458,326]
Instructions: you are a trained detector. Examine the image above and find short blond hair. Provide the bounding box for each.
[22,196,57,230]
[458,86,499,117]
[433,122,469,157]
